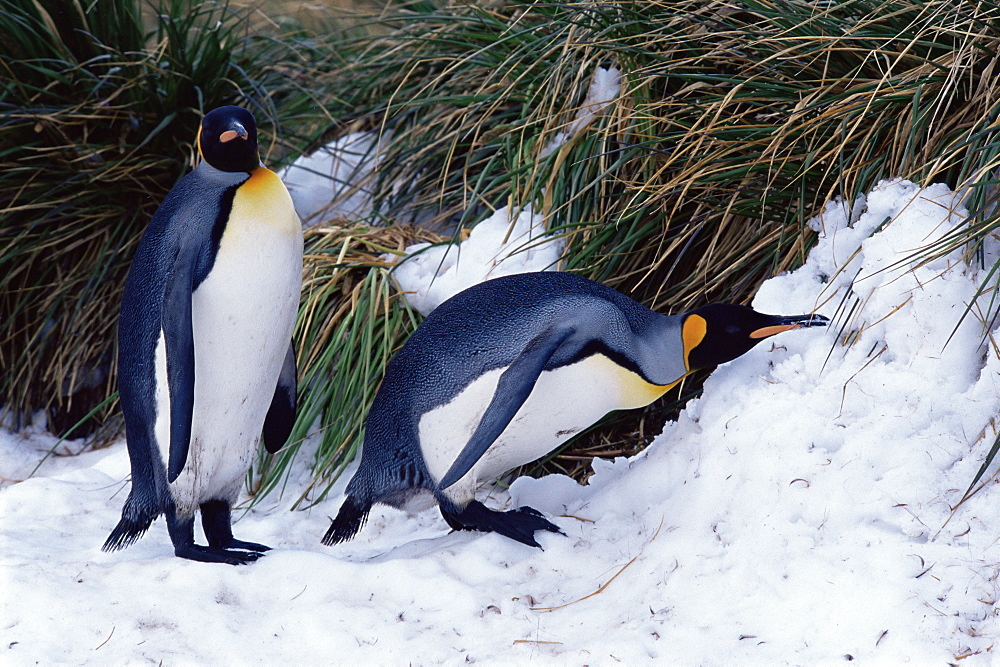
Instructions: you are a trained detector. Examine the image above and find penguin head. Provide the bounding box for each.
[197,106,259,173]
[682,304,828,370]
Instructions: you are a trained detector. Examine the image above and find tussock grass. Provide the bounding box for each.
[5,0,1000,497]
[251,223,439,507]
[286,0,1000,495]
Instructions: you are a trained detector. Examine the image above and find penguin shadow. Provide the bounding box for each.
[326,500,561,564]
[321,510,466,563]
[340,532,466,563]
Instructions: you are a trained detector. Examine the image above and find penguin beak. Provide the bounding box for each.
[219,122,248,143]
[749,313,829,339]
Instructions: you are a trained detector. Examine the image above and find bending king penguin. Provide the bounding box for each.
[103,106,302,564]
[323,271,828,549]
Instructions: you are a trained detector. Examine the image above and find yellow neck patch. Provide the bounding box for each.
[223,166,300,243]
[682,314,707,371]
[569,353,682,411]
[240,166,284,196]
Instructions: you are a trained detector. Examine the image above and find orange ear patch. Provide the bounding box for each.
[749,323,800,339]
[682,314,707,369]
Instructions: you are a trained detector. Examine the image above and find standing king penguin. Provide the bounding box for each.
[103,106,303,565]
[324,271,828,548]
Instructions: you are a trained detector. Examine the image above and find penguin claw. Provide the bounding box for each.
[218,550,264,566]
[223,539,271,552]
[174,544,266,565]
[440,500,563,548]
[233,550,265,564]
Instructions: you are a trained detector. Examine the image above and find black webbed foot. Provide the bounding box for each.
[200,499,271,554]
[224,539,271,552]
[173,543,265,565]
[166,504,267,566]
[440,500,564,548]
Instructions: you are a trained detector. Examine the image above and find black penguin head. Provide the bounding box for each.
[196,106,259,173]
[682,303,829,370]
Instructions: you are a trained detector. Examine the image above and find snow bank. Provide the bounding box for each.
[390,203,564,316]
[279,131,386,225]
[2,179,997,664]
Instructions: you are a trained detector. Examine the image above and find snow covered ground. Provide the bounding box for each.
[2,178,999,664]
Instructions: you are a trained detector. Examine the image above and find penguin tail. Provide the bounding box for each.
[322,495,371,546]
[102,493,160,552]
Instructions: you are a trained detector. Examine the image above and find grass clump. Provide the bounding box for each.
[0,0,340,434]
[278,0,1000,498]
[252,223,439,507]
[5,0,1000,501]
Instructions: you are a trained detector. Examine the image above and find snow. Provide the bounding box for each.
[390,202,565,316]
[278,130,386,225]
[540,66,621,158]
[3,177,999,664]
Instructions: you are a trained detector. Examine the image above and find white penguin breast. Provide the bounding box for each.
[419,353,671,505]
[155,174,303,516]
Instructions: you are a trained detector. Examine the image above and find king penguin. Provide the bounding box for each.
[103,106,303,564]
[323,271,828,548]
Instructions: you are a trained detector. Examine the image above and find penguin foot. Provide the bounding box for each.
[174,543,266,566]
[168,508,265,565]
[322,495,373,545]
[199,500,270,553]
[440,500,564,548]
[224,539,271,552]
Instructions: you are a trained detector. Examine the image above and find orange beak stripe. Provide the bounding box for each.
[749,323,801,339]
[219,129,242,143]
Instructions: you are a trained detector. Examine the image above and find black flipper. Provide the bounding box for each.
[439,325,576,489]
[262,341,297,454]
[166,506,264,565]
[322,495,373,545]
[201,499,270,552]
[440,500,564,549]
[161,245,198,483]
